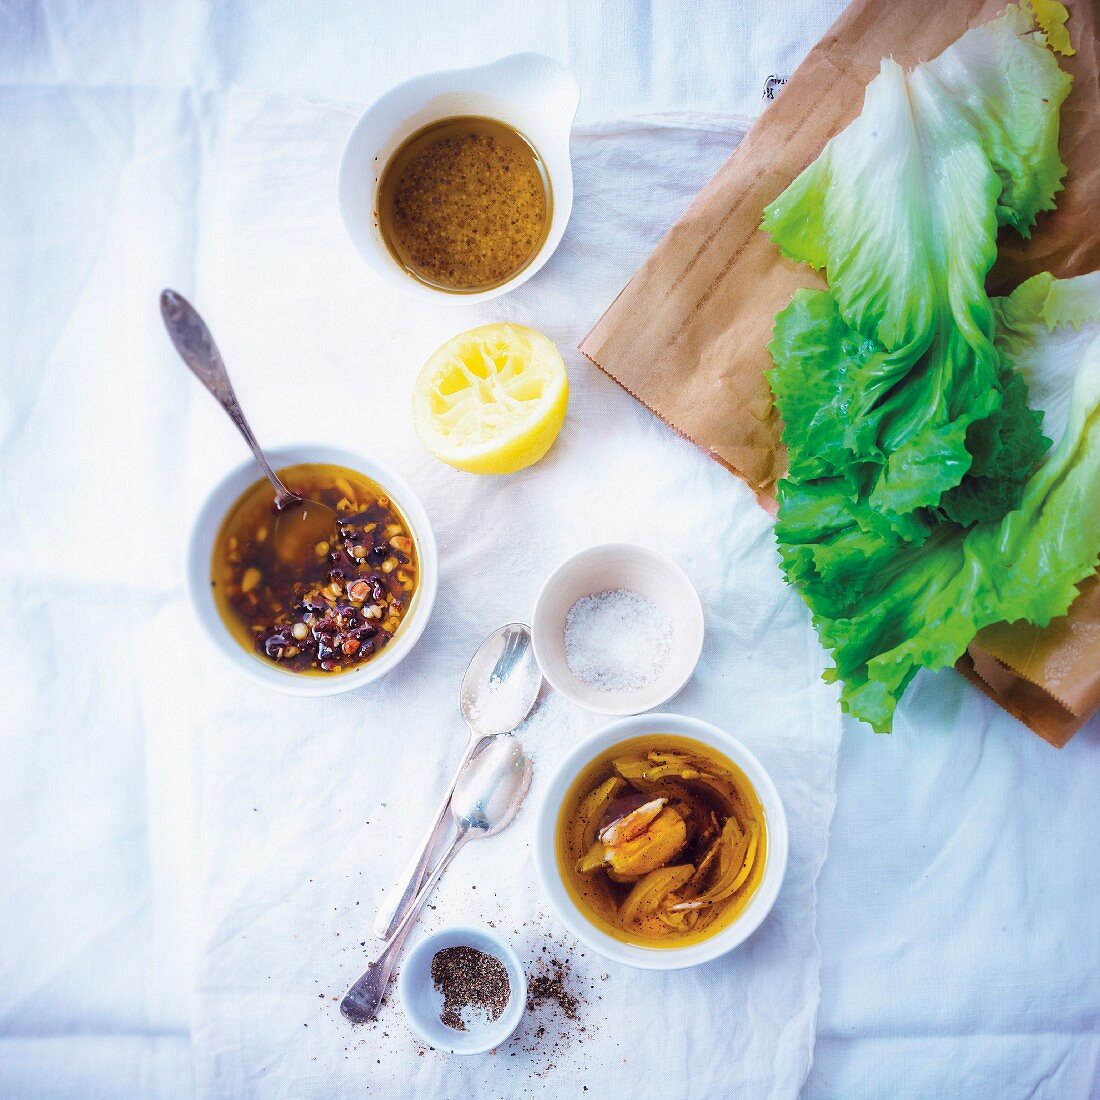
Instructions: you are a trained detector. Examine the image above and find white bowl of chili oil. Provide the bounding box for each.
[188,444,438,696]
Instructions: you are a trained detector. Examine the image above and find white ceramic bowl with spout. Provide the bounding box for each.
[338,53,580,302]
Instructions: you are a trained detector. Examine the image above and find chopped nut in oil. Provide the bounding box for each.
[211,463,419,676]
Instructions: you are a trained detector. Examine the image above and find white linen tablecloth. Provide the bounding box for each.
[185,88,839,1099]
[2,3,1098,1098]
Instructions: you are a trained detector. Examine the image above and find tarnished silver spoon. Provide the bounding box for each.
[372,623,543,939]
[159,289,336,564]
[340,733,533,1023]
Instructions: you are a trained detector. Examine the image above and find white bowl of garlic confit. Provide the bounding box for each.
[534,713,788,970]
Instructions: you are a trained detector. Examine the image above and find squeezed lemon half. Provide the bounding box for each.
[412,323,568,474]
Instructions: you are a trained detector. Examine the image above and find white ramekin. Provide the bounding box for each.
[533,712,789,970]
[531,543,705,716]
[338,53,580,303]
[398,925,527,1055]
[187,443,438,696]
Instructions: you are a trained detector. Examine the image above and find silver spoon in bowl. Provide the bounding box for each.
[340,732,533,1023]
[159,289,337,564]
[372,623,543,939]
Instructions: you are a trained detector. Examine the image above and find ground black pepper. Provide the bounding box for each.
[431,945,511,1031]
[525,960,579,1019]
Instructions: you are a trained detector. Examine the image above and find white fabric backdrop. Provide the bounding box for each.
[2,3,1098,1098]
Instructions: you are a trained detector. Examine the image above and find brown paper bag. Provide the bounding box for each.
[959,575,1100,747]
[581,0,1100,744]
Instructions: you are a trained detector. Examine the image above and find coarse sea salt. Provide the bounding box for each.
[564,588,673,693]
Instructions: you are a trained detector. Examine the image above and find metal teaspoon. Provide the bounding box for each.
[159,289,337,564]
[340,733,534,1023]
[372,623,543,939]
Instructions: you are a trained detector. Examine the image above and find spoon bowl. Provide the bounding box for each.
[273,497,338,564]
[460,622,545,737]
[453,733,534,837]
[372,623,542,938]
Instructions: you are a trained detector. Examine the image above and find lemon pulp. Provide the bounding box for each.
[412,323,568,474]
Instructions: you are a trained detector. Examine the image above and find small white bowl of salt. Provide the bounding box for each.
[531,544,704,716]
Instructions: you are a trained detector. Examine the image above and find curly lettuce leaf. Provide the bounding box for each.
[764,6,1071,335]
[858,329,1100,730]
[760,2,1089,730]
[995,271,1100,440]
[763,4,1070,524]
[776,276,1100,732]
[1029,0,1075,56]
[937,363,1048,526]
[768,285,1049,539]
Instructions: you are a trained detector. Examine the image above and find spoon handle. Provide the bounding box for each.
[341,830,471,1024]
[372,734,488,939]
[159,289,298,510]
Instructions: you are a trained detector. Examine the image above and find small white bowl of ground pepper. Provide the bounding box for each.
[399,926,527,1055]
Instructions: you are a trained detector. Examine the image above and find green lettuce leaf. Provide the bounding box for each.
[761,2,1092,731]
[995,271,1100,441]
[777,275,1100,732]
[763,4,1070,525]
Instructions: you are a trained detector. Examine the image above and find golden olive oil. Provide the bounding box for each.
[556,734,767,948]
